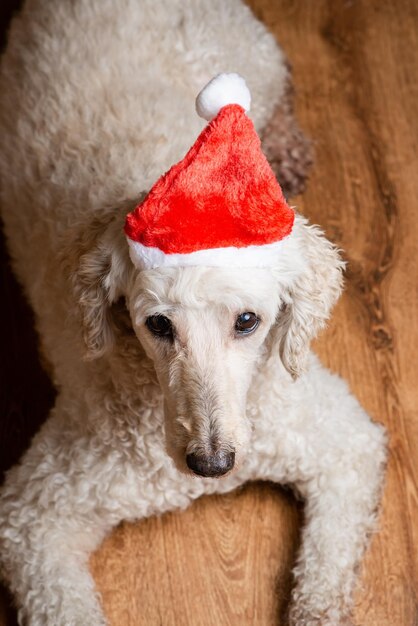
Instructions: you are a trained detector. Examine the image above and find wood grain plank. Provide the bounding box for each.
[249,2,418,624]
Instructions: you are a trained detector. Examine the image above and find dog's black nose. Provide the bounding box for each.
[186,449,235,477]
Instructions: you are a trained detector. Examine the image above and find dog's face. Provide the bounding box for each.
[127,266,282,476]
[72,214,344,478]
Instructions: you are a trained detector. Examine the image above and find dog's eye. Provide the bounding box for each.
[235,312,259,335]
[146,315,173,339]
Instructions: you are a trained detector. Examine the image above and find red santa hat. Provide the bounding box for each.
[125,73,295,270]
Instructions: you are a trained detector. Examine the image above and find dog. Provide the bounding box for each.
[0,1,387,624]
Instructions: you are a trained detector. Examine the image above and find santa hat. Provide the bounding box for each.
[125,73,295,270]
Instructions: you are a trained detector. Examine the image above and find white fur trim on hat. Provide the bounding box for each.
[127,234,295,271]
[195,73,251,122]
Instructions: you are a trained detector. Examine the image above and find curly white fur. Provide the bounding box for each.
[0,1,387,625]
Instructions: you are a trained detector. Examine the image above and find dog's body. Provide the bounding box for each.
[0,1,387,625]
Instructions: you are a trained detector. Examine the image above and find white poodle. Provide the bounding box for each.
[0,1,387,625]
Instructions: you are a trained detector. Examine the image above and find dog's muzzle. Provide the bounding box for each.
[186,449,235,478]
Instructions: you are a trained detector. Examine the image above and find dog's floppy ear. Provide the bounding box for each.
[271,216,345,378]
[63,205,133,359]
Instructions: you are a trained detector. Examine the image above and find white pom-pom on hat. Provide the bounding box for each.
[195,73,251,122]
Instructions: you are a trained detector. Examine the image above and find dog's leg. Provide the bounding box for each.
[252,362,387,625]
[286,454,386,626]
[0,503,110,625]
[0,450,115,624]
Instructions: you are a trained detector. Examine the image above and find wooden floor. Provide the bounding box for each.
[1,0,418,624]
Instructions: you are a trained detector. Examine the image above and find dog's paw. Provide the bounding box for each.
[287,602,354,626]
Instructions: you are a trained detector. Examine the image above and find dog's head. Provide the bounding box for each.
[71,209,343,477]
